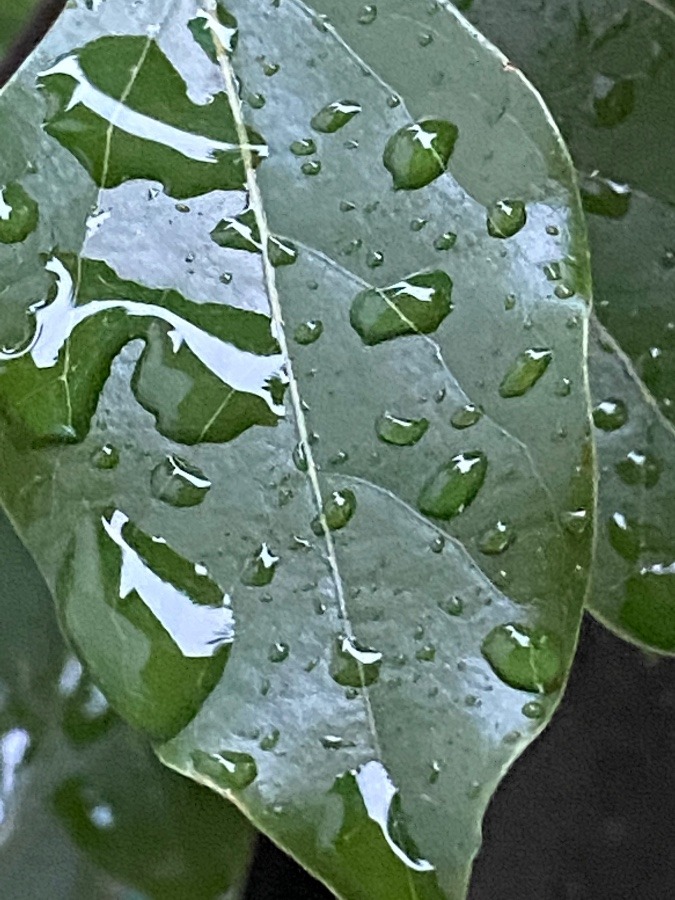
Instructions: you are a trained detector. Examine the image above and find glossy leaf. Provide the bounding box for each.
[0,510,255,899]
[463,0,675,653]
[0,1,593,898]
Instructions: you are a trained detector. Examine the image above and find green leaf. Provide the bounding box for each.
[0,1,594,897]
[0,511,255,898]
[462,0,675,653]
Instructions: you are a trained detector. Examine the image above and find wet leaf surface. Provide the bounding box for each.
[0,1,594,897]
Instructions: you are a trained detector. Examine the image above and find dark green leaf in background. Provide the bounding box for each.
[0,1,596,898]
[462,0,675,653]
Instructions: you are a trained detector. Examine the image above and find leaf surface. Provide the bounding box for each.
[463,0,675,653]
[0,1,593,897]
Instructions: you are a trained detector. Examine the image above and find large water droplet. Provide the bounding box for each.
[478,520,514,555]
[350,271,452,345]
[383,119,458,190]
[0,183,39,244]
[487,200,527,239]
[290,137,317,156]
[592,398,627,431]
[311,100,362,133]
[331,635,382,687]
[191,749,258,791]
[418,452,487,520]
[358,4,378,24]
[150,454,211,508]
[607,512,665,562]
[481,623,561,693]
[57,510,234,740]
[499,348,552,397]
[580,173,631,218]
[241,543,280,587]
[376,412,429,446]
[615,450,661,488]
[621,564,675,652]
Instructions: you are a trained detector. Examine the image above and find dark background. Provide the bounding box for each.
[2,4,675,898]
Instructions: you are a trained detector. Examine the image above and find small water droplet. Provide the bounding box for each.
[290,138,317,156]
[367,250,384,269]
[358,4,378,24]
[191,749,258,791]
[429,535,445,553]
[150,455,211,508]
[247,92,266,109]
[615,450,661,488]
[269,641,290,663]
[301,159,322,176]
[499,348,552,398]
[219,272,233,284]
[434,231,457,251]
[241,543,280,587]
[487,199,527,239]
[592,398,627,431]
[418,452,488,520]
[554,284,575,299]
[522,700,545,719]
[451,403,483,429]
[415,644,436,662]
[410,217,428,232]
[478,520,514,555]
[438,595,464,616]
[383,119,458,190]
[263,60,280,76]
[481,623,561,693]
[340,200,356,212]
[312,489,357,533]
[560,509,589,536]
[330,635,382,687]
[350,270,452,345]
[260,729,281,751]
[311,100,362,133]
[504,293,517,311]
[429,760,441,784]
[376,412,429,446]
[592,74,635,127]
[294,319,324,345]
[322,734,347,749]
[91,444,119,470]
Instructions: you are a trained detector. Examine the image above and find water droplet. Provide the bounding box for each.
[358,4,378,24]
[191,749,258,791]
[292,441,309,472]
[429,536,445,554]
[434,231,457,251]
[560,509,589,536]
[554,284,575,300]
[411,217,428,232]
[438,595,463,616]
[91,443,119,470]
[350,270,452,345]
[481,623,561,693]
[607,512,665,562]
[301,159,322,176]
[150,454,211,508]
[487,200,527,239]
[313,489,357,533]
[504,293,517,311]
[247,92,266,109]
[544,262,562,282]
[57,510,234,740]
[294,319,324,345]
[415,644,436,662]
[478,520,514,555]
[418,452,488,520]
[592,398,627,431]
[340,200,356,212]
[290,138,317,156]
[580,173,631,218]
[450,403,483,429]
[219,272,233,284]
[311,100,362,133]
[330,635,382,687]
[429,760,441,784]
[592,74,635,127]
[376,412,429,446]
[621,564,675,652]
[367,250,384,269]
[383,119,458,190]
[522,700,545,719]
[418,31,433,46]
[262,60,280,76]
[260,729,280,751]
[241,543,280,587]
[322,734,352,749]
[499,348,552,397]
[269,641,290,663]
[0,183,39,244]
[615,450,661,488]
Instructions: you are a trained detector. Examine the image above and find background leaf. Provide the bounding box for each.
[462,0,675,653]
[0,510,255,899]
[0,1,594,898]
